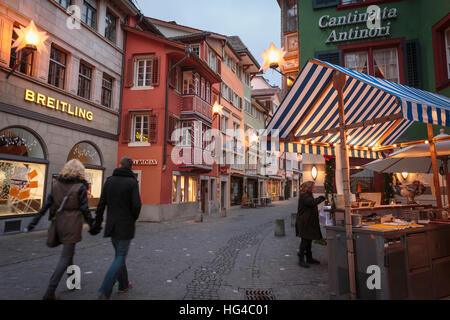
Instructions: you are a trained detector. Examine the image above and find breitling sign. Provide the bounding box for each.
[24,89,94,121]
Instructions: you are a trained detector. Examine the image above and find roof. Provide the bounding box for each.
[227,36,261,72]
[252,88,281,97]
[264,58,450,159]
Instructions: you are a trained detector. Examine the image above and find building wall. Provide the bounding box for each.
[0,0,134,233]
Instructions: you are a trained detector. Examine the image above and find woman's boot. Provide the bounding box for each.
[306,252,320,264]
[298,254,310,268]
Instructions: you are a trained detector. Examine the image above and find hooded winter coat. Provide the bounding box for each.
[94,167,142,240]
[296,192,325,240]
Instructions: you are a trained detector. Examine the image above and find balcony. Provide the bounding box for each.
[177,146,213,172]
[181,95,212,120]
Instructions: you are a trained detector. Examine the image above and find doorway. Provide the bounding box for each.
[221,181,227,209]
[201,180,207,213]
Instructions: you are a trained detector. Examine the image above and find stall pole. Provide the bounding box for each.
[333,71,357,300]
[427,124,443,209]
[442,156,450,209]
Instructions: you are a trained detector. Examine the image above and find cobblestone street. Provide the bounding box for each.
[0,199,329,300]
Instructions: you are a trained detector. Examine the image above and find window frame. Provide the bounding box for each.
[339,38,405,84]
[10,24,34,76]
[432,14,450,91]
[131,114,150,144]
[134,55,153,89]
[101,73,113,108]
[48,44,67,89]
[82,0,97,30]
[104,8,117,44]
[53,0,71,9]
[77,60,93,100]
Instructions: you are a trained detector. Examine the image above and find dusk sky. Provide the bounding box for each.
[134,0,282,87]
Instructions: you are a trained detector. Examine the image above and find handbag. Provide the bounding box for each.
[46,184,79,248]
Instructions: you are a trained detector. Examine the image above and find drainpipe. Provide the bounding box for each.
[163,45,192,171]
[117,19,128,167]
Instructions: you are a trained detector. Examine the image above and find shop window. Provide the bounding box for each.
[9,24,34,76]
[101,73,113,108]
[67,142,101,166]
[0,127,45,159]
[350,168,374,193]
[0,128,47,217]
[78,61,92,99]
[48,45,67,89]
[67,142,102,208]
[172,175,197,203]
[105,9,117,43]
[82,0,97,29]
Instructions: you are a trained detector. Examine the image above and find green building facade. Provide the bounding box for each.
[297,0,450,139]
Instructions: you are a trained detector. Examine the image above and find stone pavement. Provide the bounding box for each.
[0,198,329,300]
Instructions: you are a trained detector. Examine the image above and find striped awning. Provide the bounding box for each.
[265,58,450,159]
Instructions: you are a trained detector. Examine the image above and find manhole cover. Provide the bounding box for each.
[245,289,276,300]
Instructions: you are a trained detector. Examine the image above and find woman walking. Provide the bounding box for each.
[26,159,93,300]
[296,181,325,268]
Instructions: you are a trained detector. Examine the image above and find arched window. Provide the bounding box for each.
[67,142,103,209]
[67,141,102,166]
[0,127,47,217]
[0,127,46,159]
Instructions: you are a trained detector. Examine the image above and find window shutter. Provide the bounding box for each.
[149,113,158,144]
[125,58,134,88]
[216,57,221,74]
[315,50,342,66]
[122,112,131,143]
[312,0,339,9]
[403,39,422,88]
[151,56,160,86]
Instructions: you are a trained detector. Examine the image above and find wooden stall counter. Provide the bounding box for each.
[325,223,450,300]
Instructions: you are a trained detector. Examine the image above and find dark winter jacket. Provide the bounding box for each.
[296,192,325,240]
[94,167,142,240]
[28,177,92,243]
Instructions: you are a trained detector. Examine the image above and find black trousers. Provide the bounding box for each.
[47,243,76,294]
[299,238,312,257]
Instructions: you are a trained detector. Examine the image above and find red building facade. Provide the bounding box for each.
[120,18,221,221]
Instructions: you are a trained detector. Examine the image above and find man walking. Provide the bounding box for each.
[90,157,141,300]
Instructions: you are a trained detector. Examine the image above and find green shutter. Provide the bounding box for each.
[402,39,422,88]
[315,50,342,66]
[313,0,339,10]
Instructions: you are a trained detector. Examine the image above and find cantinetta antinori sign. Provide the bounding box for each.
[318,6,398,44]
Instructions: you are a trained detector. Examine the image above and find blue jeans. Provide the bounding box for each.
[98,238,131,298]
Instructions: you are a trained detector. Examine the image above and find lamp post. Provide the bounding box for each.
[212,102,225,217]
[260,42,295,88]
[7,21,47,79]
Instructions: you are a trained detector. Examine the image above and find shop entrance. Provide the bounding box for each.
[221,181,227,209]
[201,180,207,213]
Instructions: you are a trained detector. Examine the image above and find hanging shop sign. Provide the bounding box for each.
[318,7,398,44]
[132,159,158,166]
[24,89,94,121]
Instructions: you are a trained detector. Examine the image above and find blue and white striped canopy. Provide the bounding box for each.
[265,59,450,159]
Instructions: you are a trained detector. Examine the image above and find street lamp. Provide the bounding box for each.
[260,42,294,85]
[7,21,48,79]
[212,101,222,119]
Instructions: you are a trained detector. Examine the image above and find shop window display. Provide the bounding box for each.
[0,127,47,216]
[67,142,103,208]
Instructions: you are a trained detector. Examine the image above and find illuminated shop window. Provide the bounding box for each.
[0,127,47,217]
[67,142,102,208]
[172,175,197,203]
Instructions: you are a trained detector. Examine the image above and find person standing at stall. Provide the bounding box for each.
[90,157,141,300]
[26,159,93,300]
[296,181,325,268]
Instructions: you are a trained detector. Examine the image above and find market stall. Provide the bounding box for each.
[264,58,450,299]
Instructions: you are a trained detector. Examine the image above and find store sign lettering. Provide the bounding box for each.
[133,159,158,166]
[24,89,93,121]
[318,7,398,44]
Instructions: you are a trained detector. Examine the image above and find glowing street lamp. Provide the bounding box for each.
[261,42,295,87]
[212,101,222,118]
[7,21,48,79]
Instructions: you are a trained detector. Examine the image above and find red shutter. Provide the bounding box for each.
[149,113,158,144]
[152,56,160,86]
[122,112,131,143]
[125,58,134,88]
